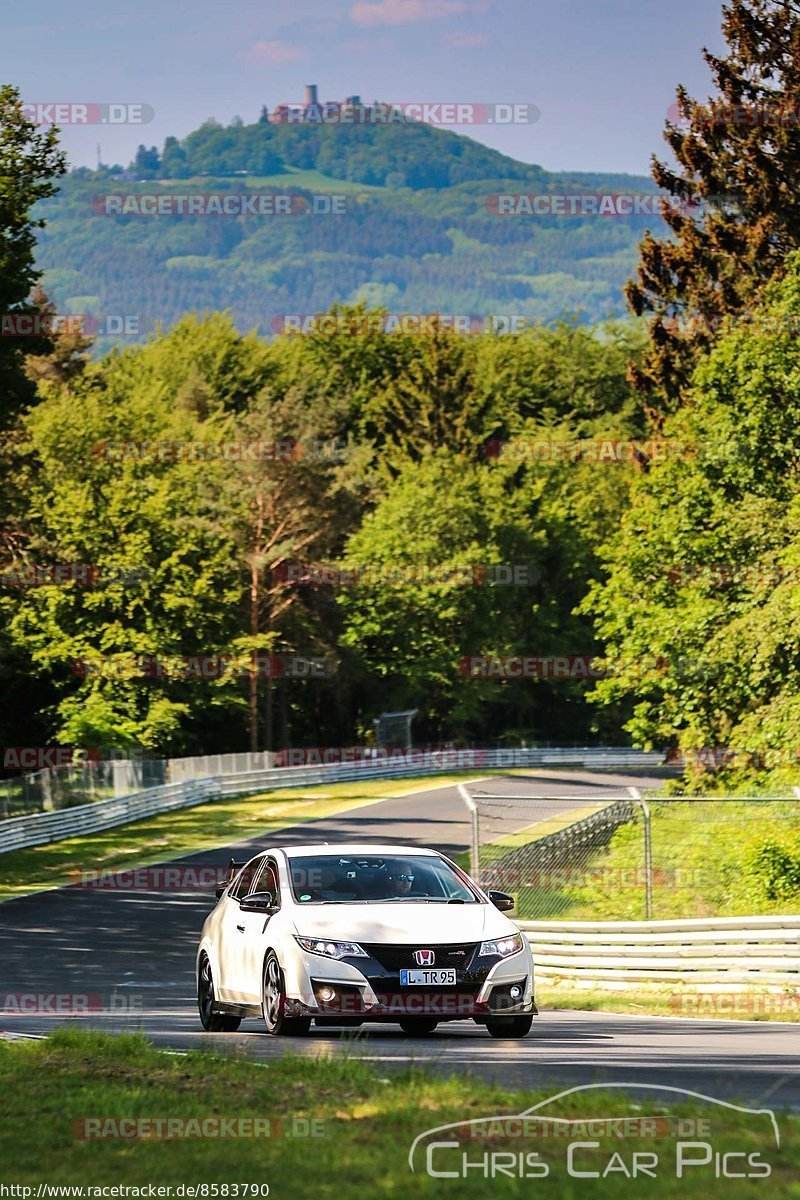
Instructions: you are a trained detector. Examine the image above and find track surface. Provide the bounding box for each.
[1,769,798,1113]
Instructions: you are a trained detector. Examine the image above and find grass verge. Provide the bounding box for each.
[538,986,800,1022]
[0,771,489,903]
[0,1030,795,1195]
[503,799,800,920]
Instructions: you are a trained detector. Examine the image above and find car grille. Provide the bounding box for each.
[370,991,485,1016]
[360,942,479,972]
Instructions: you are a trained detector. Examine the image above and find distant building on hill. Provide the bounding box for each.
[263,85,377,125]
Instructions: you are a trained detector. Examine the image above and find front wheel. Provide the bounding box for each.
[197,954,242,1032]
[484,1014,533,1039]
[262,952,312,1036]
[398,1017,439,1036]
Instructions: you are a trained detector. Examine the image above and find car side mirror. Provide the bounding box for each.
[487,889,515,912]
[240,890,277,913]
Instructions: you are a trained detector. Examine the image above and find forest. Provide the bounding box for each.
[4,0,800,796]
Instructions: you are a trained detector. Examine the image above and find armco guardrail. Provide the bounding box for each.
[7,745,666,819]
[0,746,666,854]
[216,747,667,798]
[0,778,219,852]
[169,750,275,784]
[519,916,800,989]
[479,798,637,893]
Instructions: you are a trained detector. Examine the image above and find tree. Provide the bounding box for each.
[359,323,496,467]
[627,0,800,412]
[133,144,161,177]
[2,319,270,752]
[161,136,189,179]
[337,445,632,744]
[587,253,800,783]
[217,382,359,751]
[23,286,93,390]
[0,84,66,424]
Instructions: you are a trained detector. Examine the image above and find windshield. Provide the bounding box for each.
[289,854,479,904]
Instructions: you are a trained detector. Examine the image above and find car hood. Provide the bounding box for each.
[291,902,516,943]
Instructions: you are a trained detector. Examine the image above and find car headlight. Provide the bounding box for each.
[478,932,524,958]
[295,936,369,960]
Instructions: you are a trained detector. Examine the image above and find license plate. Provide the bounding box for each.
[400,969,457,986]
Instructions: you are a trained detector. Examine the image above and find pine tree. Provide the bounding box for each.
[0,85,66,424]
[23,288,93,390]
[627,0,800,413]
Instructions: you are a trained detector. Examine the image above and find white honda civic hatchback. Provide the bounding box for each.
[197,843,535,1038]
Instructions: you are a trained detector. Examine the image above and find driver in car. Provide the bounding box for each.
[387,864,415,897]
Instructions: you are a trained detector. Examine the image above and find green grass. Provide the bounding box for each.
[501,799,800,921]
[454,800,608,883]
[538,985,800,1022]
[477,802,609,867]
[0,771,491,902]
[0,1030,796,1195]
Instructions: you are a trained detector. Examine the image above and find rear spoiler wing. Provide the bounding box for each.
[215,858,246,899]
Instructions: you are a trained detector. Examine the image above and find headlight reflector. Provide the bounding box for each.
[295,936,368,959]
[479,932,524,958]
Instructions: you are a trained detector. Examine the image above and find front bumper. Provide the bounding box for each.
[283,939,536,1021]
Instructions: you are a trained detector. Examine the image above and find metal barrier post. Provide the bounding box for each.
[627,786,652,920]
[458,783,481,886]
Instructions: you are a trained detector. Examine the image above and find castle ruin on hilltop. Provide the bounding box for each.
[259,85,380,125]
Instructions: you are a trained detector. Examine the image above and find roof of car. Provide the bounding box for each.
[280,844,440,858]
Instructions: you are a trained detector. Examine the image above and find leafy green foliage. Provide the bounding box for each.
[0,84,66,421]
[2,312,644,752]
[629,0,800,406]
[33,116,669,351]
[585,253,800,790]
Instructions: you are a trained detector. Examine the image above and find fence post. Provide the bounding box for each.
[627,786,652,920]
[458,783,481,887]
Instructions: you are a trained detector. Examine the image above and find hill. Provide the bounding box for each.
[34,118,665,349]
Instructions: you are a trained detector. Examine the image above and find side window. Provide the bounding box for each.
[231,857,265,900]
[261,861,280,908]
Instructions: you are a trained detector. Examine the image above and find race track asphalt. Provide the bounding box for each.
[1,769,798,1114]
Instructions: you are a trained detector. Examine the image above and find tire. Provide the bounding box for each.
[398,1017,439,1036]
[485,1014,533,1039]
[197,954,242,1032]
[262,952,312,1037]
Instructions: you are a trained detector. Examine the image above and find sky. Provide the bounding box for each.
[3,0,728,176]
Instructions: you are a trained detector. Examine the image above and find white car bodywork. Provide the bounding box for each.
[197,843,536,1033]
